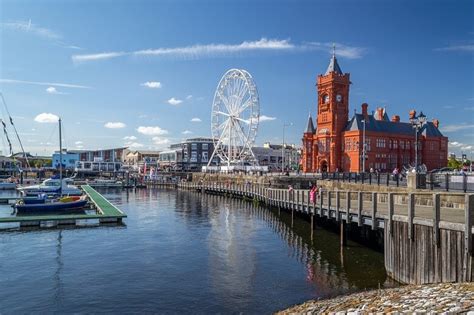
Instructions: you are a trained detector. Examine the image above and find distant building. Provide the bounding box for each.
[11,152,51,169]
[0,156,18,174]
[73,147,128,174]
[161,137,218,171]
[252,143,301,171]
[75,147,128,163]
[124,150,161,170]
[302,52,448,173]
[52,149,80,170]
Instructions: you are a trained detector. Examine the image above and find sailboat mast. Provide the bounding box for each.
[59,118,63,194]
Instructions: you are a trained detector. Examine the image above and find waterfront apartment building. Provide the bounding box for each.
[302,53,448,173]
[160,137,218,171]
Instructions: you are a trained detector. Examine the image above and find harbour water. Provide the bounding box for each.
[0,188,395,313]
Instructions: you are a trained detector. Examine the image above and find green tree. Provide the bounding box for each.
[447,157,462,169]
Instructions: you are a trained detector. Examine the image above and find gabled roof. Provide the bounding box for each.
[345,113,444,137]
[325,54,343,75]
[305,115,315,134]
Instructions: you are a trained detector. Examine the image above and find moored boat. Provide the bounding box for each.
[17,178,82,196]
[14,195,88,213]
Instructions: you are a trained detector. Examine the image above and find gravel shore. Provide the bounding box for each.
[277,283,474,314]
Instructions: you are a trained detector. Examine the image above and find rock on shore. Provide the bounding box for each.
[277,283,473,314]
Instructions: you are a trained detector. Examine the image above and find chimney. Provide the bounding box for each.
[409,109,416,119]
[391,115,400,122]
[361,103,368,117]
[375,107,384,120]
[432,119,439,128]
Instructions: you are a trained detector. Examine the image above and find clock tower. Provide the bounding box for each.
[315,48,350,172]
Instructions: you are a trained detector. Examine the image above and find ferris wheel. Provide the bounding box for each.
[208,69,259,167]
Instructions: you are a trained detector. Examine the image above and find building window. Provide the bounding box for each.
[191,143,197,150]
[202,143,208,150]
[393,140,398,149]
[190,151,197,162]
[202,152,208,162]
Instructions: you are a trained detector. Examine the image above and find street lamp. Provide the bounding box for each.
[410,111,427,172]
[282,122,293,173]
[361,119,366,173]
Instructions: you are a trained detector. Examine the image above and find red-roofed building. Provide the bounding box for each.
[302,53,448,173]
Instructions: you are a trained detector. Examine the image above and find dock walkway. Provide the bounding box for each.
[0,185,126,227]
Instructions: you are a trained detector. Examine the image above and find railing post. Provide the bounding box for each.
[369,172,372,185]
[408,193,415,241]
[433,193,440,247]
[346,191,351,223]
[445,174,449,192]
[388,193,394,237]
[463,194,473,282]
[386,173,389,186]
[327,191,332,218]
[377,173,380,185]
[336,190,340,222]
[371,192,377,230]
[463,174,468,193]
[319,189,323,216]
[361,172,365,184]
[357,191,363,227]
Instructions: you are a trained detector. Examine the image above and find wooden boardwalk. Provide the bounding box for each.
[177,182,473,284]
[0,185,126,228]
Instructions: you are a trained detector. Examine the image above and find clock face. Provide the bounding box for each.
[336,94,342,102]
[323,95,329,103]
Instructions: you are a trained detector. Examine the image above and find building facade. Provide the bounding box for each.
[252,143,301,171]
[302,53,448,173]
[52,149,80,170]
[162,138,218,171]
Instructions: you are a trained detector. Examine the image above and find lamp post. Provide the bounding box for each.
[361,119,366,173]
[410,111,427,172]
[282,122,292,173]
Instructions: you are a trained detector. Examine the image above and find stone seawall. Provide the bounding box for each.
[277,283,473,314]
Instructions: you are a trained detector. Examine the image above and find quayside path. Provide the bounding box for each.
[177,181,473,285]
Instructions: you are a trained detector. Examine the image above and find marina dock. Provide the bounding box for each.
[0,185,126,228]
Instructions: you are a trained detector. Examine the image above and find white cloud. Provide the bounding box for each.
[141,81,162,89]
[190,117,202,122]
[75,141,83,145]
[259,115,277,122]
[449,141,463,147]
[76,145,84,149]
[123,136,137,141]
[182,130,193,135]
[167,97,183,106]
[71,38,367,63]
[72,52,126,63]
[152,137,170,145]
[34,113,59,123]
[104,122,126,129]
[303,42,367,59]
[137,126,169,136]
[186,95,193,100]
[45,86,67,94]
[0,79,90,89]
[1,20,61,40]
[441,124,474,133]
[461,145,473,151]
[435,44,474,53]
[127,142,144,148]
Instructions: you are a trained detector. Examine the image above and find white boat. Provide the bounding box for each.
[17,178,82,196]
[88,179,123,188]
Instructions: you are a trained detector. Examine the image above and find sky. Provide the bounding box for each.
[0,0,473,157]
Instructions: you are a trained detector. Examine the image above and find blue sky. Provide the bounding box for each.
[1,0,473,157]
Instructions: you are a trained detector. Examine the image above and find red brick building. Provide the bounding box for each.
[302,53,448,173]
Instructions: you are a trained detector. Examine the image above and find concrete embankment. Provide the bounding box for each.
[277,283,473,314]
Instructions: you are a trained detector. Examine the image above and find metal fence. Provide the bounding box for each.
[265,172,474,192]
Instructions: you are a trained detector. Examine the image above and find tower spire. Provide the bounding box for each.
[325,43,343,75]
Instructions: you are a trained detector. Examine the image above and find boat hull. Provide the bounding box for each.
[15,200,88,213]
